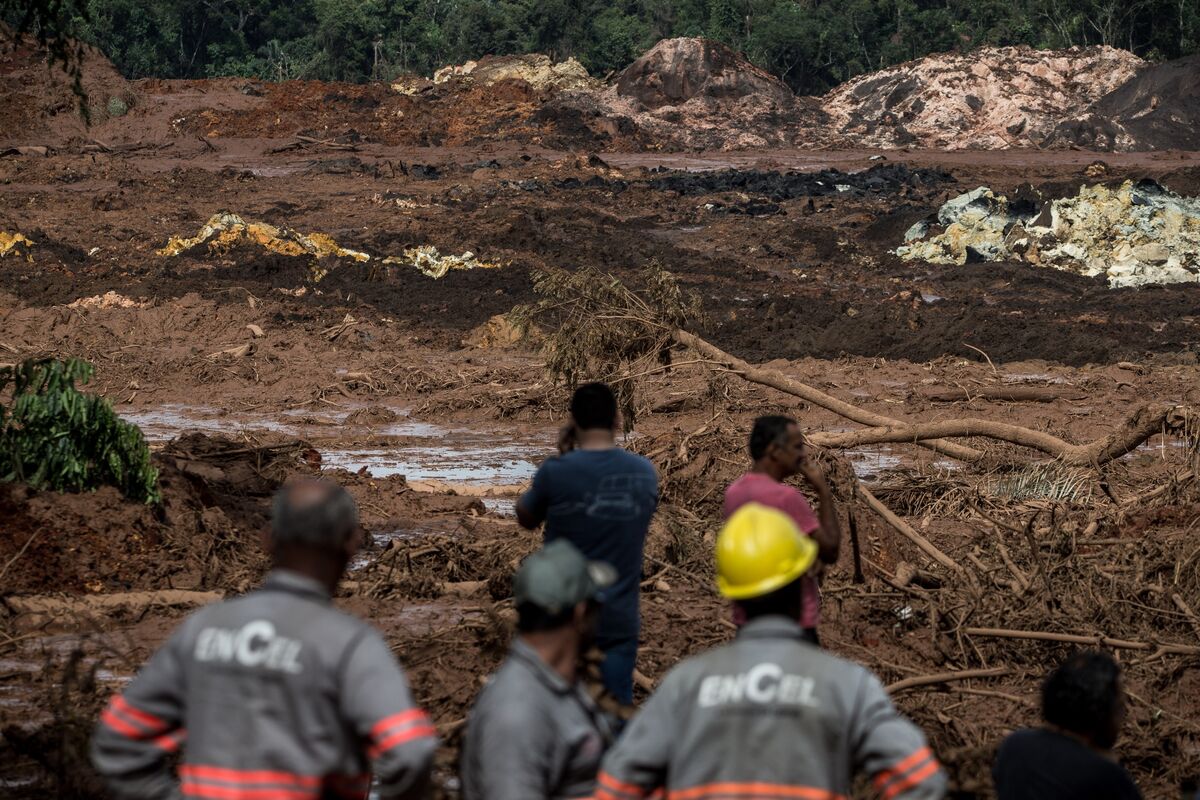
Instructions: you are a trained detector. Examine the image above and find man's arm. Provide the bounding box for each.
[849,670,946,799]
[340,630,437,799]
[91,630,189,800]
[799,458,841,563]
[594,674,677,799]
[516,462,552,531]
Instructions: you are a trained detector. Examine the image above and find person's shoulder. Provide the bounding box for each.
[615,448,657,474]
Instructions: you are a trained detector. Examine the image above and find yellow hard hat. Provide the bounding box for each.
[716,503,819,600]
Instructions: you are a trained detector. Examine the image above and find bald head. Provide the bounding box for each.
[271,479,359,552]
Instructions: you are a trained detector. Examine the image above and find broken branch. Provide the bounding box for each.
[808,402,1191,466]
[963,627,1200,655]
[859,485,965,575]
[886,666,1011,695]
[672,329,983,462]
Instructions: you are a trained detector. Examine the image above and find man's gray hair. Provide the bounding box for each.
[271,479,359,549]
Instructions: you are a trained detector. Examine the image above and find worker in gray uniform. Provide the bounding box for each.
[461,539,619,800]
[90,479,437,800]
[595,503,946,800]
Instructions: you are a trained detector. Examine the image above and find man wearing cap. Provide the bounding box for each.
[595,503,945,800]
[91,479,436,800]
[461,539,620,800]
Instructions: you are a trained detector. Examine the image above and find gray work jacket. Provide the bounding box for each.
[90,570,437,800]
[461,638,616,800]
[596,616,947,800]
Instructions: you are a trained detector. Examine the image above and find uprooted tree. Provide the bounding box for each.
[514,264,1200,570]
[0,357,160,503]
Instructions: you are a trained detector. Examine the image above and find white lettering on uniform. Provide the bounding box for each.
[194,620,304,674]
[697,662,819,708]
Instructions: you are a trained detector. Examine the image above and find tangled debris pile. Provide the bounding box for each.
[383,246,501,280]
[822,46,1144,149]
[158,213,499,280]
[0,231,34,259]
[158,212,369,262]
[896,181,1200,287]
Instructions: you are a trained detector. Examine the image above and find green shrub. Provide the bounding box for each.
[0,358,160,504]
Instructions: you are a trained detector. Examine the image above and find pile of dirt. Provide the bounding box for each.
[0,24,135,144]
[570,38,827,150]
[1050,54,1200,151]
[616,38,793,111]
[431,54,597,92]
[896,180,1200,287]
[822,45,1144,149]
[0,434,315,596]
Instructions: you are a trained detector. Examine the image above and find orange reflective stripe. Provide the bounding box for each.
[181,782,316,800]
[112,695,169,733]
[872,747,932,790]
[179,765,322,787]
[597,771,649,798]
[152,728,187,753]
[667,782,844,800]
[366,722,437,759]
[370,709,427,738]
[881,760,940,800]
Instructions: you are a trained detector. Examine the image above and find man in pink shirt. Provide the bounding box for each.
[723,415,841,644]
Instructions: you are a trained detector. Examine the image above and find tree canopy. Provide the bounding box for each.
[5,0,1199,95]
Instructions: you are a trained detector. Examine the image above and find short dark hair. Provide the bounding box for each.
[271,479,359,550]
[516,601,578,633]
[749,415,798,461]
[1042,651,1123,747]
[570,382,617,431]
[735,577,804,622]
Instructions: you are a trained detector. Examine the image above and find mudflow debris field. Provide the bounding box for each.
[2,25,1200,800]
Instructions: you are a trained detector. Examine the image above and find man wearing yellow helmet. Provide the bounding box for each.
[595,504,945,800]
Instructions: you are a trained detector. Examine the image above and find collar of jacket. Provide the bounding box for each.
[736,615,811,641]
[261,569,333,603]
[510,637,577,695]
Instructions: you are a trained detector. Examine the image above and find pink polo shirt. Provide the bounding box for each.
[722,472,822,629]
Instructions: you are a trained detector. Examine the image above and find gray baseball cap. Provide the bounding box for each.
[514,539,618,614]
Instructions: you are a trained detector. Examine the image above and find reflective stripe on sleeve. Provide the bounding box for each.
[872,747,940,800]
[366,709,436,759]
[596,771,651,799]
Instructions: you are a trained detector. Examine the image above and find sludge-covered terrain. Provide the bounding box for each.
[2,24,1200,800]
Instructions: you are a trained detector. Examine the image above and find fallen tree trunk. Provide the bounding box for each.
[963,627,1200,656]
[672,329,983,462]
[672,329,1192,468]
[809,402,1190,466]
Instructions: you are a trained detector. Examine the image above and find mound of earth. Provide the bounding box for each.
[616,37,793,110]
[431,53,598,92]
[0,24,135,145]
[822,45,1144,149]
[1049,54,1200,151]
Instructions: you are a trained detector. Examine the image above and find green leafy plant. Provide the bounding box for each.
[0,358,160,503]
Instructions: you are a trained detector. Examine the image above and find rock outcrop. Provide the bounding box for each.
[615,38,793,110]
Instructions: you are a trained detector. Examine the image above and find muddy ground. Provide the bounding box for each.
[1,77,1199,799]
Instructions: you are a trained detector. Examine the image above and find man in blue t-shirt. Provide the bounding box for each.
[516,382,659,705]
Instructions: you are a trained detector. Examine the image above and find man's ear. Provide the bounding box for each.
[573,601,590,627]
[343,525,363,559]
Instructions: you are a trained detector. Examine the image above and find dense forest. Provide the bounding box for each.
[6,0,1200,95]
